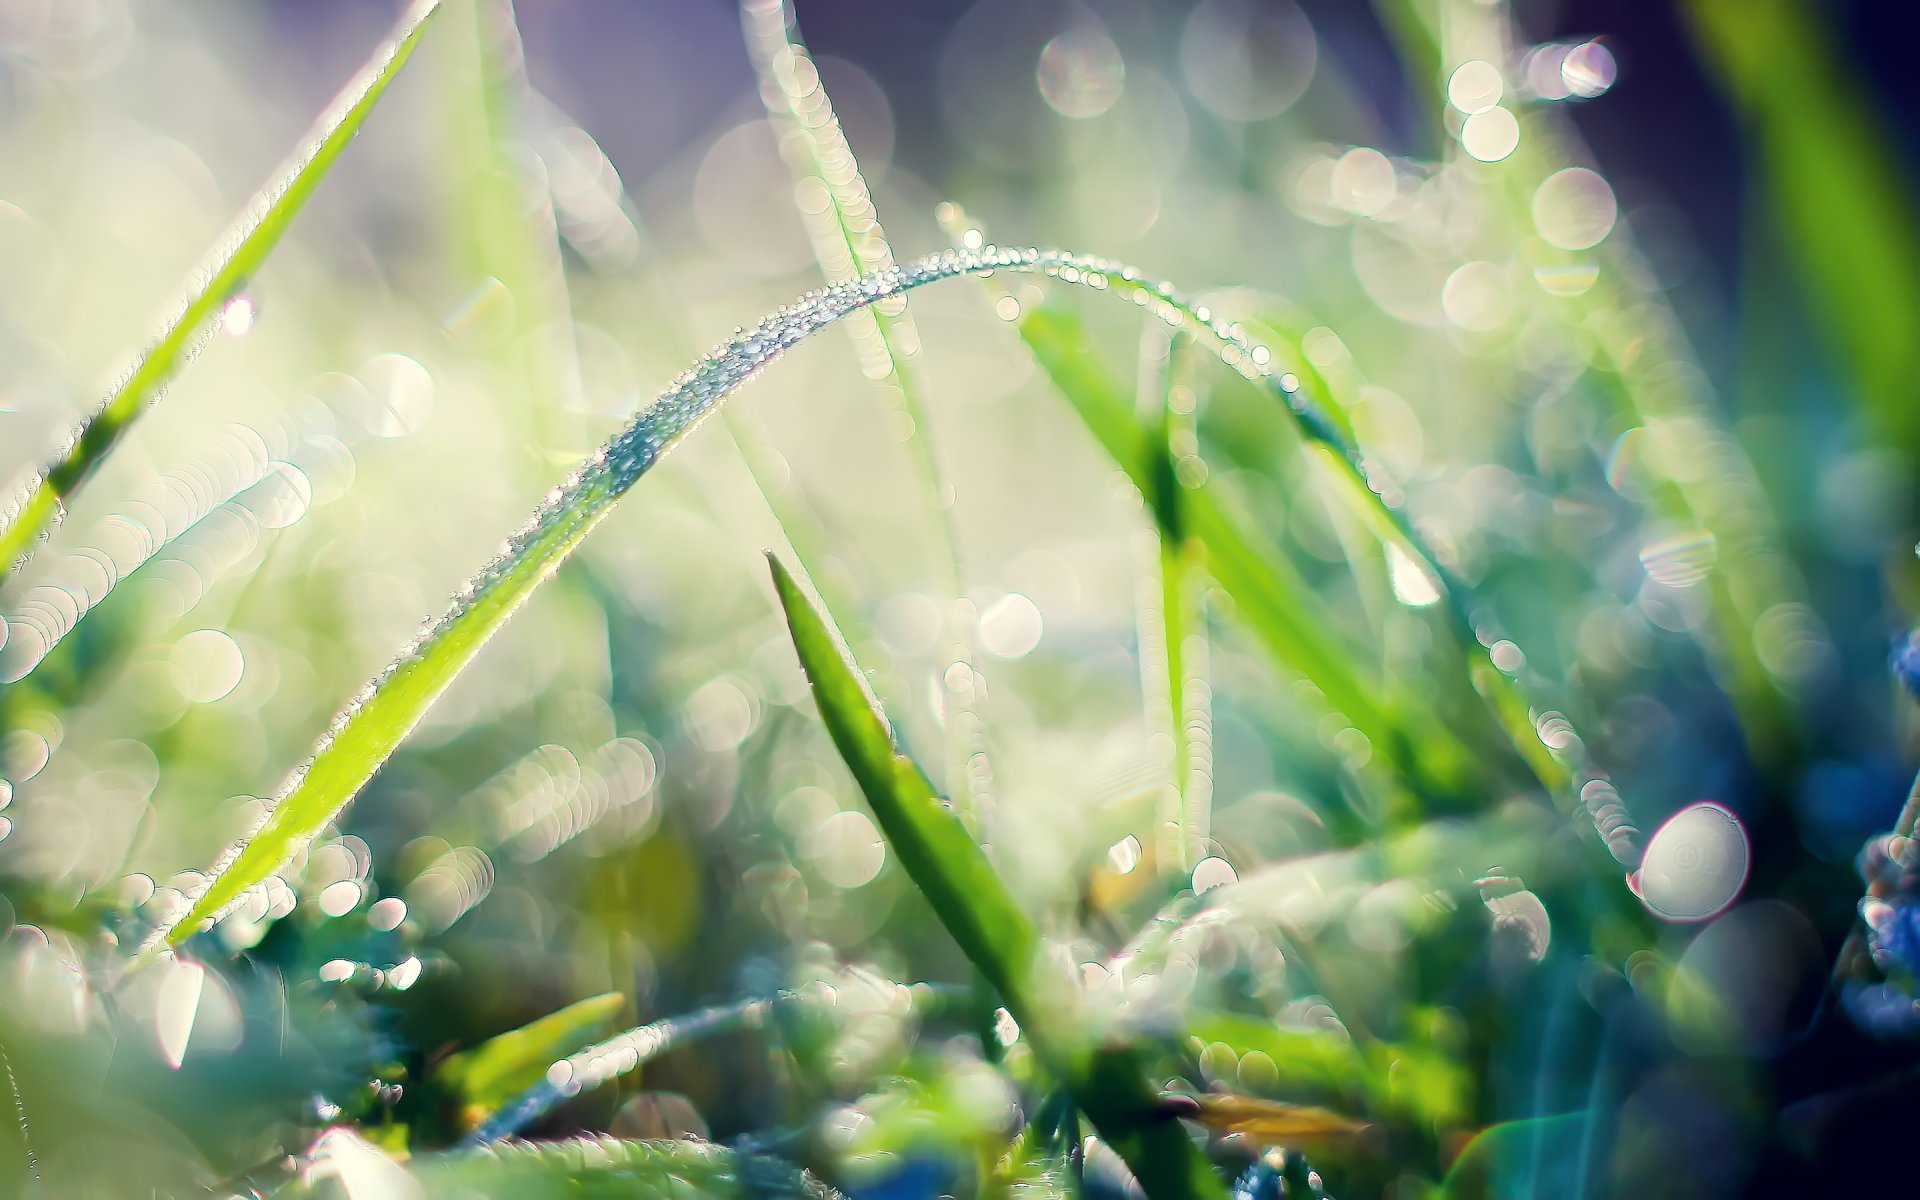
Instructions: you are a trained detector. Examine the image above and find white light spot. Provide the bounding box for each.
[1532,167,1617,249]
[1461,106,1520,162]
[1636,802,1750,922]
[1193,856,1238,892]
[319,879,363,918]
[319,959,356,983]
[170,629,244,703]
[1387,544,1441,607]
[1561,42,1617,98]
[1037,26,1126,119]
[1331,147,1397,216]
[1447,60,1503,114]
[356,353,435,438]
[1179,0,1318,121]
[979,593,1043,659]
[387,956,422,990]
[367,897,407,931]
[804,810,887,889]
[309,1127,424,1200]
[222,295,256,336]
[1107,834,1143,875]
[1441,260,1512,330]
[155,959,205,1070]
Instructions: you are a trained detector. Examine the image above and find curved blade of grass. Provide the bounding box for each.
[437,992,624,1126]
[142,245,1459,957]
[0,0,443,582]
[768,553,1225,1200]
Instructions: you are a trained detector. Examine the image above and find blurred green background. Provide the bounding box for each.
[3,1,1920,1196]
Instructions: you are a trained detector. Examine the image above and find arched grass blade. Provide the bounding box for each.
[142,245,1455,959]
[0,0,444,582]
[768,553,1225,1200]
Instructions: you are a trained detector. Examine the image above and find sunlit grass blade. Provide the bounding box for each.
[437,992,624,1131]
[142,244,1473,958]
[1016,303,1466,795]
[0,0,443,582]
[768,552,1225,1200]
[468,996,773,1145]
[741,0,988,814]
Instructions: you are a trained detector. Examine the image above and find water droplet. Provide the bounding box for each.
[1637,802,1749,922]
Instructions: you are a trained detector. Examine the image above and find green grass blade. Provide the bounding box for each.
[0,0,443,581]
[1016,304,1463,792]
[768,553,1225,1200]
[436,992,624,1125]
[467,996,773,1145]
[142,245,1457,957]
[741,0,990,816]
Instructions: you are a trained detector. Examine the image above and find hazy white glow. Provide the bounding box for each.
[155,959,206,1069]
[1461,106,1520,162]
[1447,60,1503,114]
[1533,168,1617,249]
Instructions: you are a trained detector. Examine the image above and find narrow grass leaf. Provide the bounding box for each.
[437,992,624,1126]
[769,553,1225,1200]
[144,245,1456,959]
[0,0,443,581]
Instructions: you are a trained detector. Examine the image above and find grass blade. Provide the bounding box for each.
[143,244,1458,956]
[0,0,443,581]
[467,996,773,1145]
[436,992,624,1129]
[768,553,1225,1200]
[741,0,990,816]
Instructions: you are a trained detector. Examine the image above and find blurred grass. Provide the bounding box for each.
[0,0,442,579]
[1,0,1917,1195]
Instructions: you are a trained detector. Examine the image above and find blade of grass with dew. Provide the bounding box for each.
[740,0,992,820]
[1133,326,1213,876]
[436,992,623,1129]
[141,245,1502,955]
[523,84,896,725]
[466,995,774,1144]
[1012,298,1468,795]
[1684,0,1920,456]
[768,551,1226,1200]
[0,0,443,582]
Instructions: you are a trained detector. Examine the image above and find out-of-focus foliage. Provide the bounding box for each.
[2,0,1919,1197]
